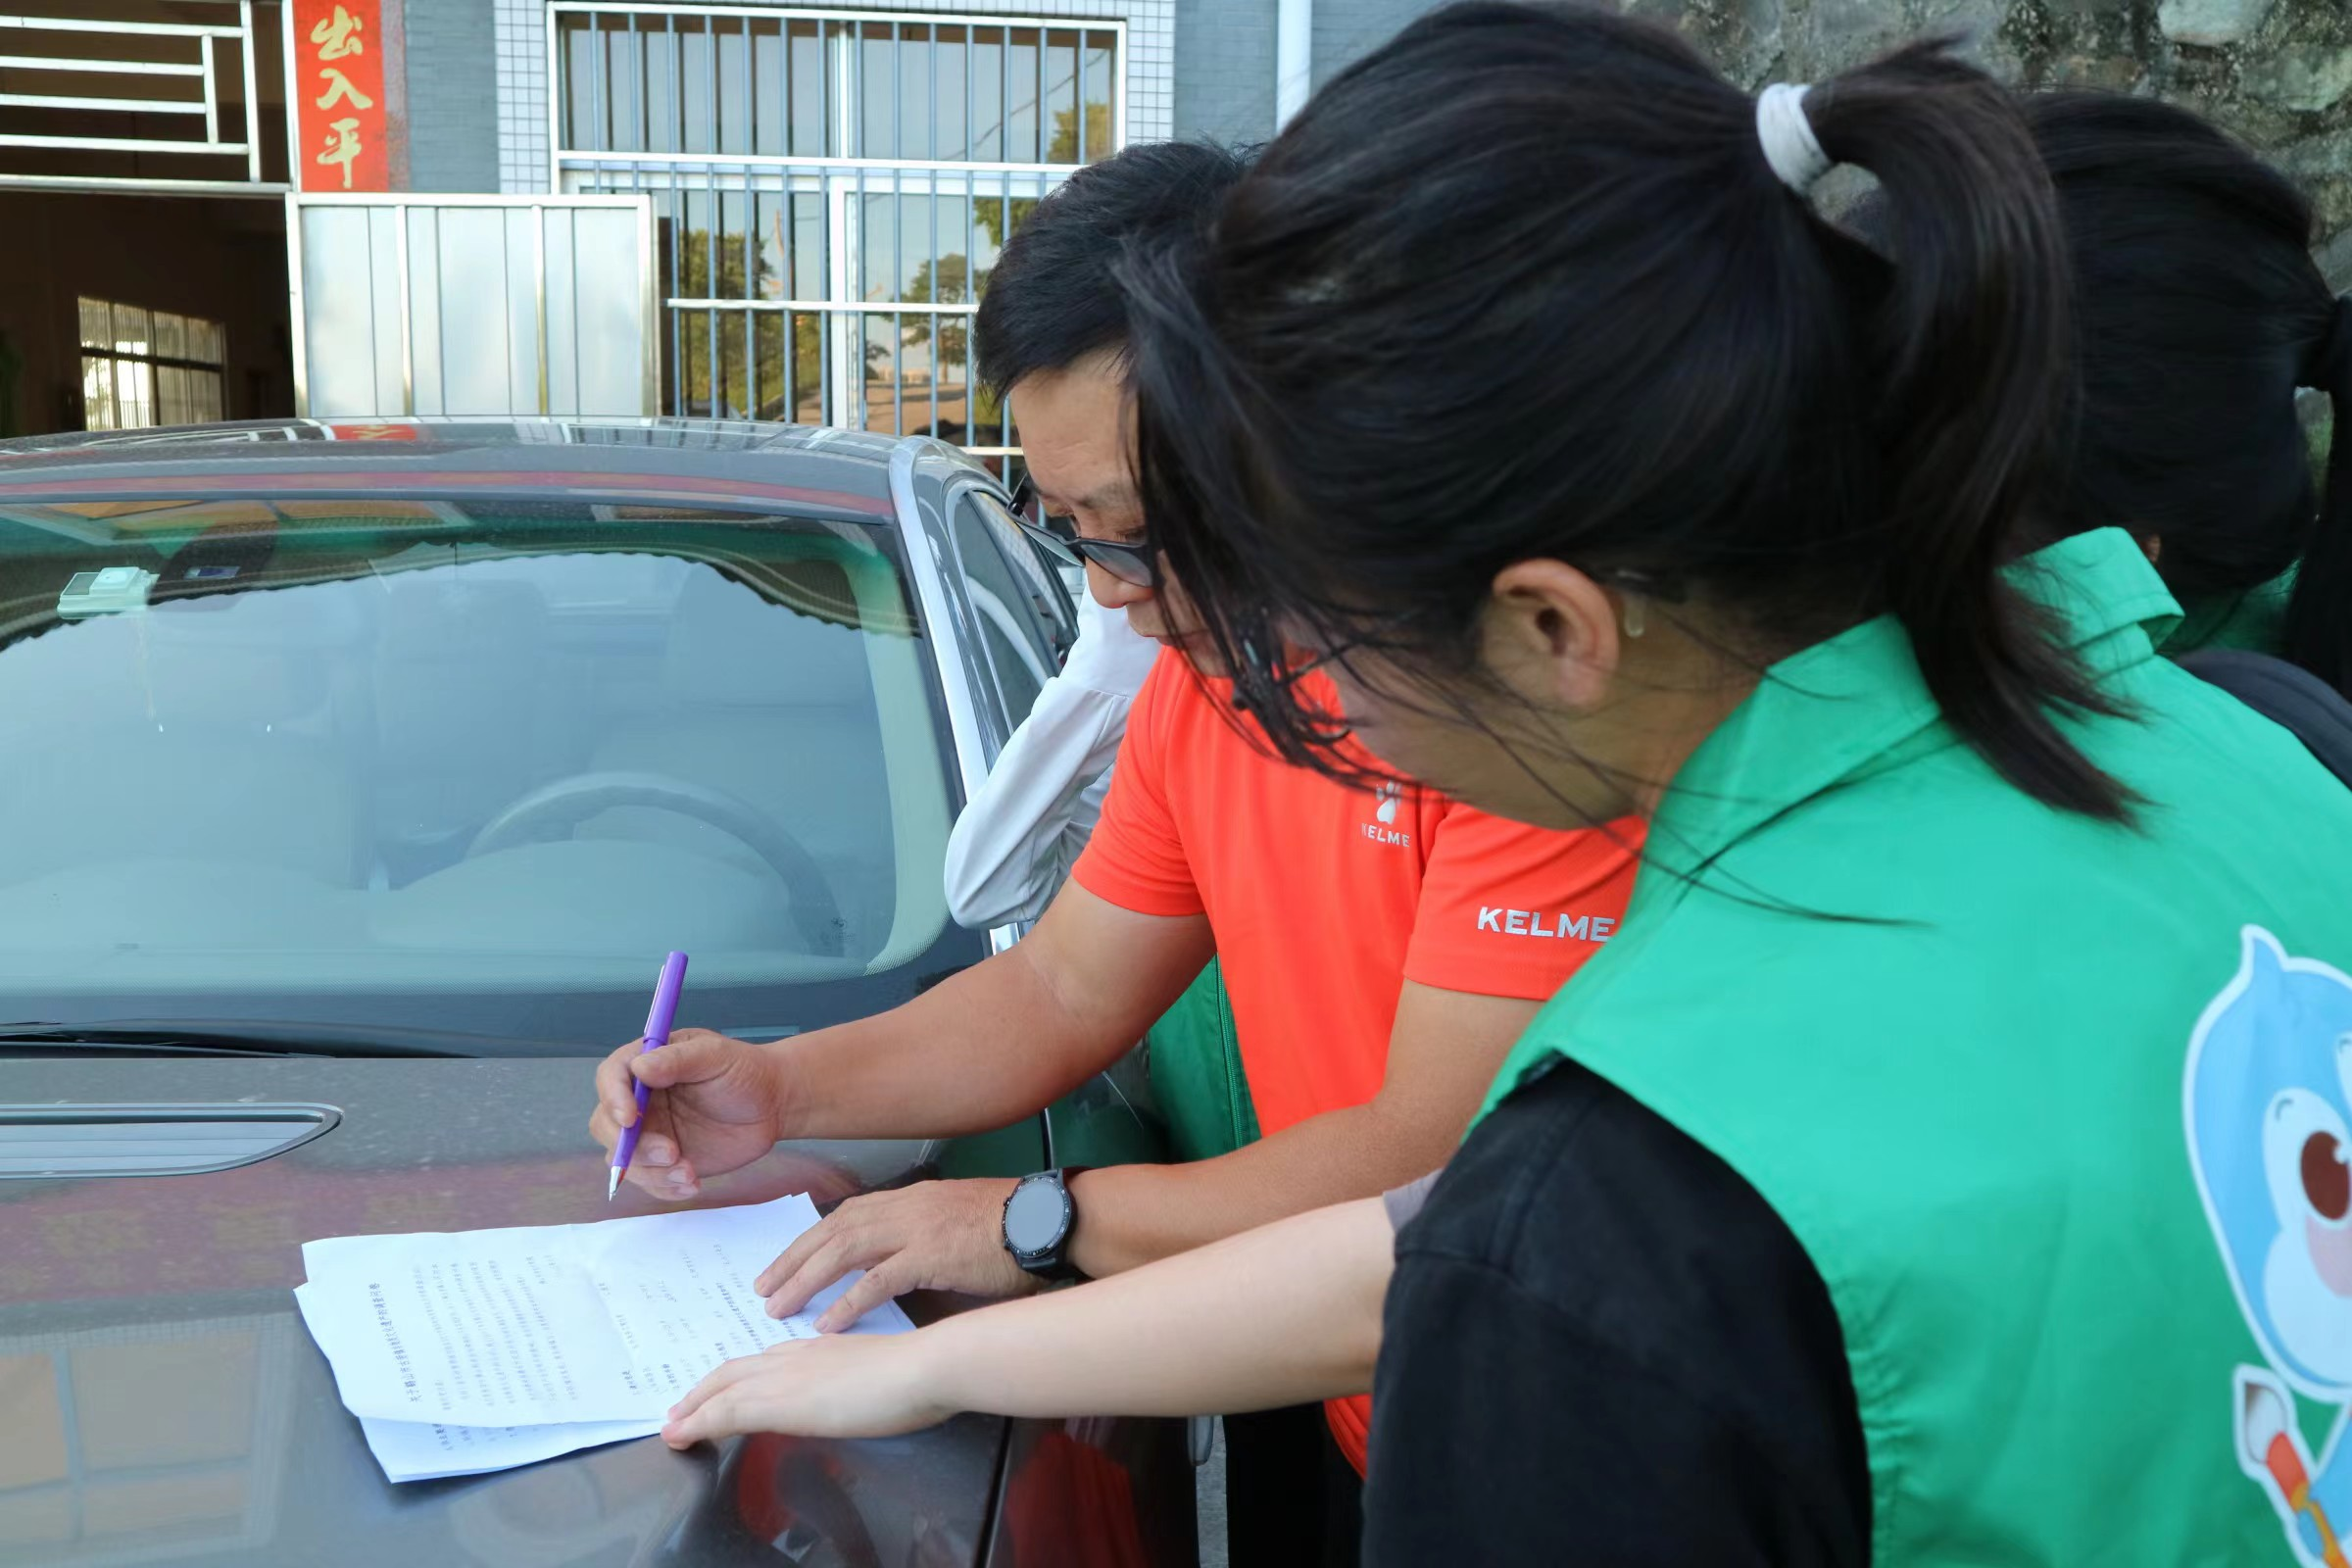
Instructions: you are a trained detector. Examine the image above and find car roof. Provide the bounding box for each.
[0,417,973,521]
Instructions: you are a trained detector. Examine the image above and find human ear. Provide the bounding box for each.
[1481,560,1622,711]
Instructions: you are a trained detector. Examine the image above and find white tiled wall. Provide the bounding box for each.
[495,0,554,193]
[495,0,1174,194]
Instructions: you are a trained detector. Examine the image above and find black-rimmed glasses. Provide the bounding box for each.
[1006,473,1161,590]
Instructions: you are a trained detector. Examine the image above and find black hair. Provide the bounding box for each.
[1122,1,2133,821]
[2014,91,2352,699]
[972,140,1252,401]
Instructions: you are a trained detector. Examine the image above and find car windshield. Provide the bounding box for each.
[0,491,976,1051]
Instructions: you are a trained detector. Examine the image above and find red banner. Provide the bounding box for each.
[290,0,388,192]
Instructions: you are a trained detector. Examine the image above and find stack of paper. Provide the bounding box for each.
[293,1193,911,1482]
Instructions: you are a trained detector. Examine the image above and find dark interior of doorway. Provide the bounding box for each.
[0,192,295,438]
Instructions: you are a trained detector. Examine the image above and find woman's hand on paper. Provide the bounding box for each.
[662,1332,953,1446]
[755,1178,1041,1331]
[588,1028,789,1199]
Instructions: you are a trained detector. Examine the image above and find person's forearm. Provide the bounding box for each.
[917,1199,1393,1419]
[1068,1099,1448,1277]
[776,891,1211,1142]
[774,941,1118,1140]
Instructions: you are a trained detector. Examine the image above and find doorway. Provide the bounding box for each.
[0,192,294,437]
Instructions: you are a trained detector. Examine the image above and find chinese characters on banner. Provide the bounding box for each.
[290,1,387,191]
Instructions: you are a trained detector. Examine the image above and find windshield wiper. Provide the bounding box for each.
[0,1020,508,1057]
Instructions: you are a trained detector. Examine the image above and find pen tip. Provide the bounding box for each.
[607,1169,621,1201]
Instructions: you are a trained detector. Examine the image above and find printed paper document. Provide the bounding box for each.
[294,1193,910,1481]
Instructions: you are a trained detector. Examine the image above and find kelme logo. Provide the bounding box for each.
[1362,781,1411,847]
[1477,907,1617,942]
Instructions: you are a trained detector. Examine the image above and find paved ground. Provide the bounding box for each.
[1198,1417,1229,1567]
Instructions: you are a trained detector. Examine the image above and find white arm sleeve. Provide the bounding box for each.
[943,594,1159,928]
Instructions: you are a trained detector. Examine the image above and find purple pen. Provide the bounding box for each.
[609,951,690,1200]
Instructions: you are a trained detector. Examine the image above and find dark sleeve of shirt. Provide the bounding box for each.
[1363,1057,1872,1568]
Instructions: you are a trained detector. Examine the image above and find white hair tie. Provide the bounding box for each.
[1755,82,1832,193]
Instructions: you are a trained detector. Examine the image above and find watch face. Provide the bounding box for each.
[1004,1177,1068,1254]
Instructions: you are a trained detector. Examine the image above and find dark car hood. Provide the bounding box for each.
[0,1055,1003,1568]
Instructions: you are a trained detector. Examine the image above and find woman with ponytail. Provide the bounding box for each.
[656,7,2352,1562]
[1110,7,2352,1556]
[2017,91,2352,697]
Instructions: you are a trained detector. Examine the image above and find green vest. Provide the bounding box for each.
[1481,530,2352,1565]
[1145,957,1260,1162]
[2165,565,2299,659]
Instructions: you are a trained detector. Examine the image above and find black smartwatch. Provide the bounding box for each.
[1002,1167,1091,1283]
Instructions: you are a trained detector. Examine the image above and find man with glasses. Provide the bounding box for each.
[944,465,1258,1178]
[587,140,1639,1563]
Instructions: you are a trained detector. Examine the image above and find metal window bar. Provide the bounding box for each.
[0,55,204,75]
[552,4,1116,170]
[963,168,976,438]
[740,169,755,415]
[1074,29,1085,159]
[0,6,286,181]
[0,91,205,115]
[633,12,650,153]
[890,24,901,429]
[990,176,1005,446]
[0,16,243,39]
[780,12,794,157]
[703,176,717,414]
[668,163,684,416]
[626,11,641,152]
[928,154,939,438]
[590,9,606,151]
[555,8,1120,447]
[240,1,261,181]
[855,159,865,427]
[200,36,217,142]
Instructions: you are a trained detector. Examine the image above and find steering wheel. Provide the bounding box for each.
[466,770,847,957]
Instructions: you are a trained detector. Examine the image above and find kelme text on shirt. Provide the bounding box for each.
[1476,907,1617,941]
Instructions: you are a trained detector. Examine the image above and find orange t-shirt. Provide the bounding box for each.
[1071,651,1642,1471]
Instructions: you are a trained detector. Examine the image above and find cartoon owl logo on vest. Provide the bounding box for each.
[2186,927,2352,1566]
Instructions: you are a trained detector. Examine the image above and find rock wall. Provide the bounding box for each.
[1624,0,2352,279]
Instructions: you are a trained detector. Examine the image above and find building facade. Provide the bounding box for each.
[0,0,1426,442]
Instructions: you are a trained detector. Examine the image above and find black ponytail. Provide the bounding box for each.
[1125,3,2132,821]
[2290,296,2352,697]
[1804,52,2132,817]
